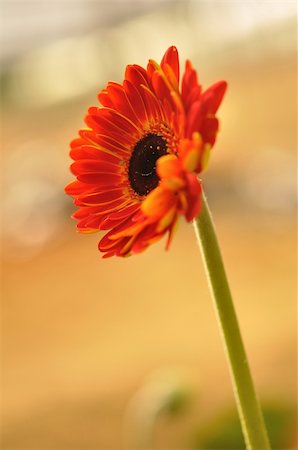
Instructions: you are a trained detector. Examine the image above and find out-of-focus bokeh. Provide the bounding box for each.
[1,1,297,449]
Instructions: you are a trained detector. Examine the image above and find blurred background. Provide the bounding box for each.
[1,0,297,449]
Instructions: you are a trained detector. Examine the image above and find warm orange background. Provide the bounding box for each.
[1,1,297,449]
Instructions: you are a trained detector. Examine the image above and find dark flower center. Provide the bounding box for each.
[128,133,168,196]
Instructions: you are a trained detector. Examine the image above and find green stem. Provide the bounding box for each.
[193,191,270,450]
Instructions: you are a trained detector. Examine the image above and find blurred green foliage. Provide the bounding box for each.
[192,403,297,450]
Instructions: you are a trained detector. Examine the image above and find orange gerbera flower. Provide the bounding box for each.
[65,46,227,258]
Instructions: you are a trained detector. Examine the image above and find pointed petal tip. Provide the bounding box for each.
[162,45,178,58]
[168,45,178,54]
[161,46,180,85]
[214,80,228,95]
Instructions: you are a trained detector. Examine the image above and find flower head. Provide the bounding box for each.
[65,46,227,257]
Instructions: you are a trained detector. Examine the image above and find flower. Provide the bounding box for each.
[65,46,227,258]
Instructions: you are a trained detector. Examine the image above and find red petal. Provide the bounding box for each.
[202,81,227,114]
[77,172,123,185]
[95,107,141,133]
[201,117,219,146]
[131,223,160,253]
[70,145,121,162]
[123,79,148,125]
[107,203,140,220]
[80,131,131,156]
[65,180,96,196]
[105,82,143,126]
[142,186,177,219]
[77,189,126,205]
[161,46,180,86]
[70,137,87,149]
[78,198,130,214]
[185,100,204,138]
[185,174,202,221]
[77,214,105,230]
[151,71,173,107]
[99,204,140,230]
[86,108,140,140]
[71,160,121,176]
[125,64,149,89]
[139,85,164,122]
[182,60,201,111]
[97,89,114,108]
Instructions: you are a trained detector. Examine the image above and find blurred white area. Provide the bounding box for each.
[2,1,296,107]
[1,0,160,65]
[2,141,67,260]
[1,0,296,66]
[124,368,191,448]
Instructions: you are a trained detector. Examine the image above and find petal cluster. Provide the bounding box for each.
[65,46,227,257]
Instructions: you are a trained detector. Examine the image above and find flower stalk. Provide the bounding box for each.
[193,191,270,450]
